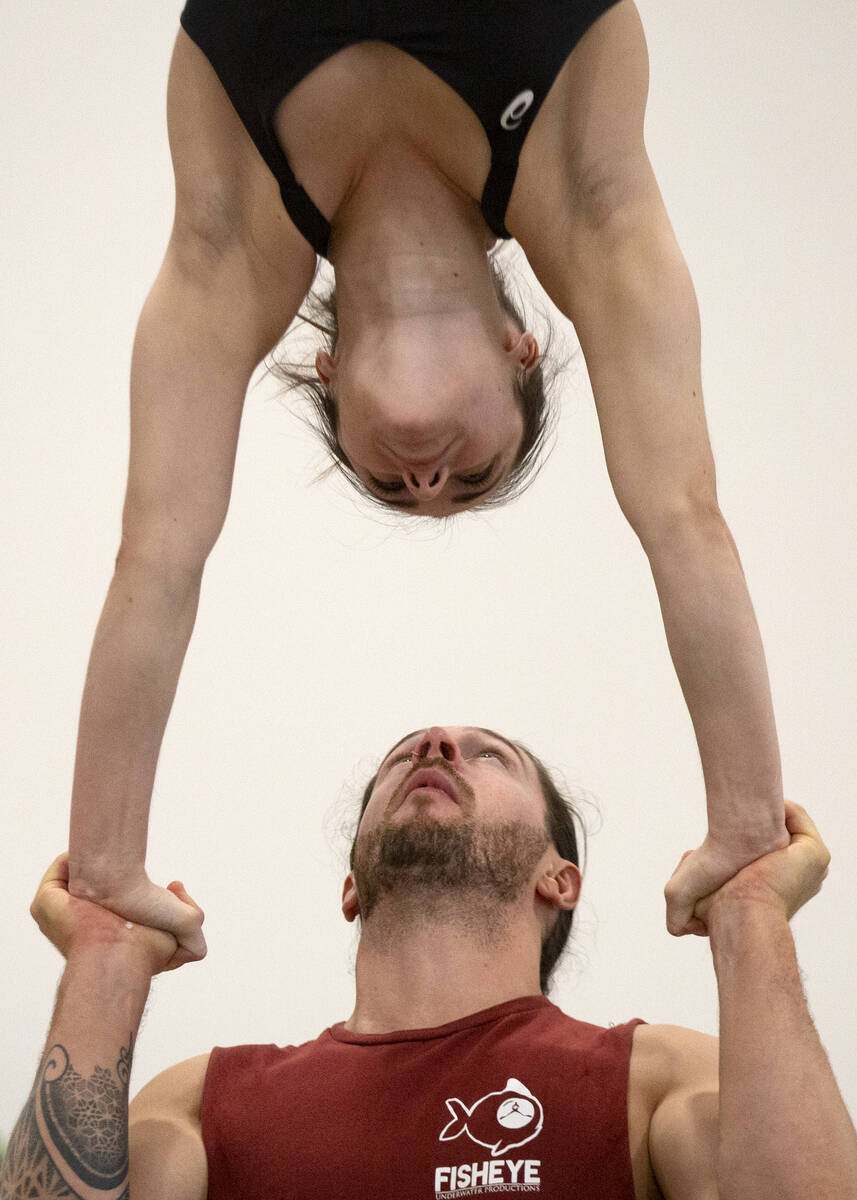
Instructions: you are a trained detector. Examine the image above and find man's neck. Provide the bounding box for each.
[344,895,544,1034]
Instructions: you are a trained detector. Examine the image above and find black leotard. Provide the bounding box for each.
[179,0,620,259]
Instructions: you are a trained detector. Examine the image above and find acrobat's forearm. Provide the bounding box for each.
[644,513,785,846]
[68,553,202,897]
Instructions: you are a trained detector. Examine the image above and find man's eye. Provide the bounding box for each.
[477,748,506,763]
[389,751,415,766]
[369,475,405,494]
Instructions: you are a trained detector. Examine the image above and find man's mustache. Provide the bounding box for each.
[385,756,476,817]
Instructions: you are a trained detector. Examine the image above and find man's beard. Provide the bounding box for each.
[352,815,550,922]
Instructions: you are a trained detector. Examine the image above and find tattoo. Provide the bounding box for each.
[0,1037,133,1200]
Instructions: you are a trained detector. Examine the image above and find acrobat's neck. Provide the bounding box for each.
[329,136,505,340]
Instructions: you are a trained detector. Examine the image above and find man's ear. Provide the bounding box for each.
[341,872,361,923]
[535,860,581,912]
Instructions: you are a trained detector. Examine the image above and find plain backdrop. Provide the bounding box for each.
[2,0,856,1140]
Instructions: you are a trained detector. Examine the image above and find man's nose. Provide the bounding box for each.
[402,462,450,499]
[414,727,463,766]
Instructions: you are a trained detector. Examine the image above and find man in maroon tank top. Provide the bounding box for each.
[3,726,855,1199]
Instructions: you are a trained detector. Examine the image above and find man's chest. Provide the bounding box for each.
[204,1023,654,1199]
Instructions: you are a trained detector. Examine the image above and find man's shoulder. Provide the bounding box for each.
[628,1017,715,1084]
[630,1022,718,1101]
[128,1055,211,1200]
[130,1052,212,1127]
[128,1039,306,1126]
[627,1024,720,1199]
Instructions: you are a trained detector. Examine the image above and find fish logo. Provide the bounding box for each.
[439,1078,544,1157]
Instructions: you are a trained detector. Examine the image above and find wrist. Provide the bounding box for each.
[65,930,162,985]
[67,855,148,902]
[707,890,790,951]
[706,803,787,848]
[53,943,153,1044]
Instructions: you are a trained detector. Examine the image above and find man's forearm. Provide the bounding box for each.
[710,899,857,1199]
[68,556,202,895]
[0,946,151,1200]
[645,514,784,842]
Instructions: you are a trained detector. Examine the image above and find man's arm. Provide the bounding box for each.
[649,803,857,1199]
[0,857,205,1200]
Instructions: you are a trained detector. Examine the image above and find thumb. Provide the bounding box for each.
[668,849,694,880]
[167,879,204,919]
[164,881,207,961]
[664,851,696,937]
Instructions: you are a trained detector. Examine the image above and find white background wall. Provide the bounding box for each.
[2,0,856,1141]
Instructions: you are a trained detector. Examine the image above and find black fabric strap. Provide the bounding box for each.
[480,135,522,241]
[277,167,330,258]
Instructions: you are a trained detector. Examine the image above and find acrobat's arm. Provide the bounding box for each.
[515,2,787,933]
[67,31,316,957]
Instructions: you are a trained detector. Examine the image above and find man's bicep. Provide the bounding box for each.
[128,1054,209,1200]
[647,1027,720,1200]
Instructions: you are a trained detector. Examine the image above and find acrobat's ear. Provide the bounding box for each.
[315,349,337,387]
[341,872,361,923]
[504,328,539,371]
[535,859,581,912]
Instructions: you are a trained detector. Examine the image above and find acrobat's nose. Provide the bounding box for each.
[401,462,450,499]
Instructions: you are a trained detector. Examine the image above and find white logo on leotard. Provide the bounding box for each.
[500,89,534,131]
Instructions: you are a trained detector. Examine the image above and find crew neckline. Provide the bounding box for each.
[328,994,552,1045]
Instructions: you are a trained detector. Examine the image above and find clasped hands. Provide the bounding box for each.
[36,859,205,975]
[35,802,830,972]
[665,800,830,936]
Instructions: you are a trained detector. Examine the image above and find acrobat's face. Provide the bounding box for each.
[316,319,536,515]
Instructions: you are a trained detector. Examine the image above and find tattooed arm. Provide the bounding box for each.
[0,856,205,1200]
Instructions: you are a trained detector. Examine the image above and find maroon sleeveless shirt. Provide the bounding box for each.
[201,995,644,1199]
